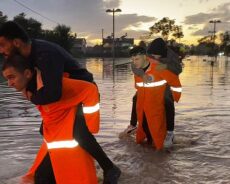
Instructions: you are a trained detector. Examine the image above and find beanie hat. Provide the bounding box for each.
[147,38,167,58]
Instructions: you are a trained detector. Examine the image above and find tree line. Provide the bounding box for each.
[141,17,230,57]
[0,11,75,52]
[0,11,230,57]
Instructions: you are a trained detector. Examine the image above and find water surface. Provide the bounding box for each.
[0,56,229,184]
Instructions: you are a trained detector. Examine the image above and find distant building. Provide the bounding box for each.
[71,38,87,57]
[86,45,103,57]
[103,36,134,57]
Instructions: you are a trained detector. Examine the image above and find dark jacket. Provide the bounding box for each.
[27,39,93,105]
[159,48,182,75]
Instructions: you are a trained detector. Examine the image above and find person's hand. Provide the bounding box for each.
[22,89,33,101]
[155,63,167,71]
[35,67,44,90]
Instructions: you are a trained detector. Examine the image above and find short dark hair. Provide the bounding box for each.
[0,21,30,43]
[2,55,32,73]
[129,46,146,56]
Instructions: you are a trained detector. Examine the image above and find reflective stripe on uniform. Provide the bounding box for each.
[170,87,182,92]
[83,103,100,114]
[46,139,79,149]
[136,80,167,87]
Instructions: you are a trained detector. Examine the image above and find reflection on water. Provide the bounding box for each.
[0,56,230,184]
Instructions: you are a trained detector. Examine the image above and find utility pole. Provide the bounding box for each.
[209,20,221,66]
[101,28,104,58]
[106,8,122,77]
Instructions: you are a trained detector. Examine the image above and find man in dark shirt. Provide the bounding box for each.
[0,21,121,184]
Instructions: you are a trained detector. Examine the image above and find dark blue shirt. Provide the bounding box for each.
[27,39,94,105]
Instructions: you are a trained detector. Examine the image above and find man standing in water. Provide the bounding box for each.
[0,21,121,184]
[131,45,182,149]
[2,55,100,183]
[122,38,182,148]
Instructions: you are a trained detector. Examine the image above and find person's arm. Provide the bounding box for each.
[30,52,64,105]
[160,70,182,102]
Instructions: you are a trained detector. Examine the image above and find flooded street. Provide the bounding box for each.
[0,56,230,184]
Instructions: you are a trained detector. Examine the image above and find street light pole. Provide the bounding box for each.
[112,10,115,61]
[101,28,104,57]
[209,20,221,66]
[106,8,122,72]
[209,20,221,45]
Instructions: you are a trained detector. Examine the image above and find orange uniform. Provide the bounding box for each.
[24,77,99,184]
[135,57,182,150]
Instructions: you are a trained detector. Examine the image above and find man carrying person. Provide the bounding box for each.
[2,54,101,183]
[0,21,120,184]
[122,38,183,148]
[125,43,181,150]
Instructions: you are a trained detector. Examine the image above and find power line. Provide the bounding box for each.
[12,0,59,25]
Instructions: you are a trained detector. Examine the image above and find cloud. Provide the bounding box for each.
[1,0,156,41]
[184,2,230,36]
[199,0,210,3]
[87,13,155,41]
[103,0,121,9]
[184,13,217,25]
[192,22,228,36]
[187,26,199,30]
[115,14,155,31]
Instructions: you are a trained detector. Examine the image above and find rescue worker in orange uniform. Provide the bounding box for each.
[0,21,121,184]
[2,55,100,184]
[129,46,182,150]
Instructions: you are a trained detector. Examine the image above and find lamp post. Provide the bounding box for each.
[106,8,122,70]
[209,20,221,44]
[101,28,104,57]
[209,20,221,66]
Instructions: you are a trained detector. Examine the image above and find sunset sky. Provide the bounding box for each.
[1,0,230,45]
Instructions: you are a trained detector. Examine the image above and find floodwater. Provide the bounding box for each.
[0,56,230,184]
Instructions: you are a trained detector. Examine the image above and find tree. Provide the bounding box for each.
[0,11,8,26]
[1,12,76,52]
[43,25,75,52]
[149,17,184,41]
[42,29,57,42]
[13,13,42,38]
[220,31,230,56]
[195,35,218,56]
[172,26,184,41]
[13,13,75,52]
[54,25,75,52]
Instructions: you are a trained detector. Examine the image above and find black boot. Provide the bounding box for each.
[103,165,121,184]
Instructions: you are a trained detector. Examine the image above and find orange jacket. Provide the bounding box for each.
[135,57,182,150]
[23,78,99,184]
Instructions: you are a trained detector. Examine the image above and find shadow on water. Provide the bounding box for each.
[0,56,230,184]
